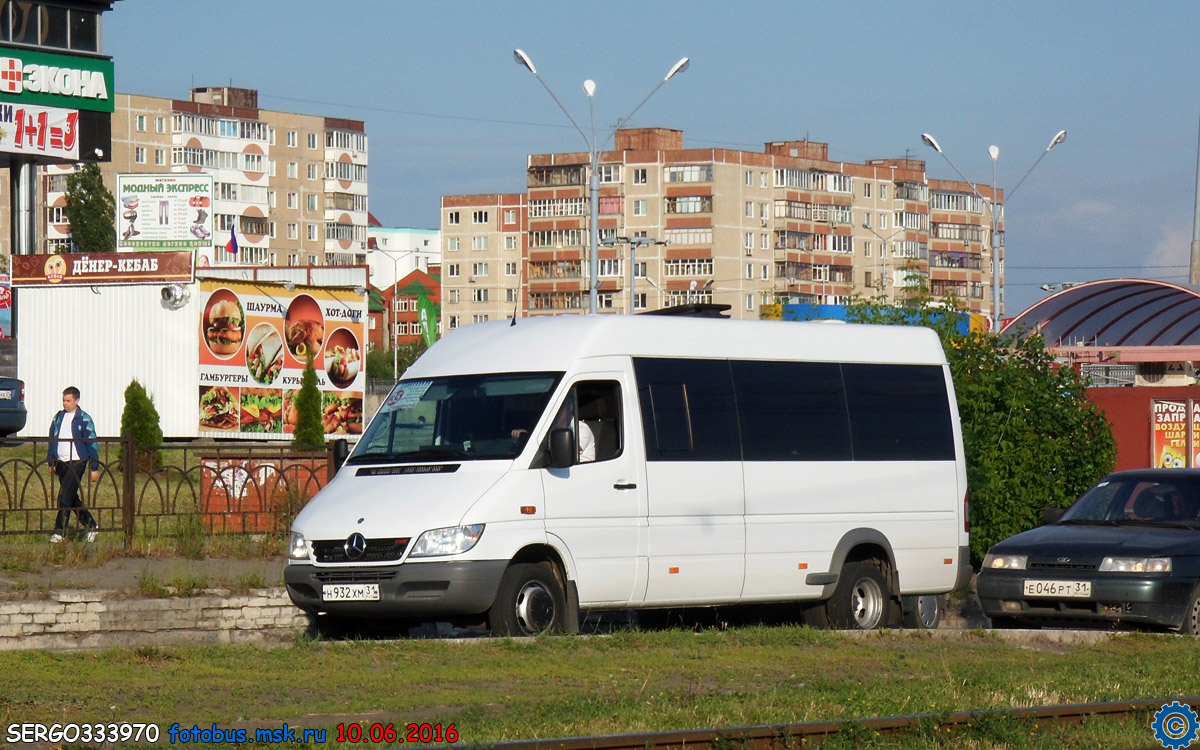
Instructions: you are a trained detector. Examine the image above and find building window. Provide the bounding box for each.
[504,236,517,250]
[598,165,621,183]
[472,210,489,224]
[505,262,518,276]
[287,162,298,179]
[472,289,489,303]
[504,209,516,224]
[287,193,298,209]
[745,201,754,218]
[665,165,713,182]
[287,131,297,147]
[448,290,460,303]
[472,236,488,251]
[761,264,769,281]
[448,211,460,225]
[134,147,146,164]
[746,263,753,280]
[472,262,488,276]
[307,224,318,241]
[744,232,753,252]
[880,184,888,200]
[308,164,318,180]
[746,294,754,311]
[633,168,647,185]
[633,199,647,217]
[879,213,888,230]
[288,223,298,240]
[154,117,166,134]
[598,259,622,277]
[307,195,318,211]
[308,133,318,149]
[154,149,166,166]
[506,288,517,303]
[135,115,146,132]
[447,263,460,277]
[864,241,872,258]
[863,182,872,198]
[745,170,753,187]
[447,237,460,251]
[633,293,647,311]
[47,206,65,223]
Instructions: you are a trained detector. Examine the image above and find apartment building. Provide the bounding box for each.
[440,193,527,331]
[441,128,1003,324]
[38,86,368,266]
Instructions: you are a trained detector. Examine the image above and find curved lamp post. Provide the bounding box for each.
[514,49,688,314]
[921,130,1066,330]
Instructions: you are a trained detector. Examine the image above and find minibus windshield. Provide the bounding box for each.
[348,372,562,464]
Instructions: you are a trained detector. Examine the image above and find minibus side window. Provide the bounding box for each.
[732,360,851,461]
[634,358,741,462]
[547,381,623,463]
[842,364,955,461]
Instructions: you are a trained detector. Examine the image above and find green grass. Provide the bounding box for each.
[0,628,1194,749]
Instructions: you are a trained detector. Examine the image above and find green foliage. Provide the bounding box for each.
[844,296,1117,561]
[365,342,428,381]
[119,379,163,471]
[64,162,116,253]
[292,355,325,447]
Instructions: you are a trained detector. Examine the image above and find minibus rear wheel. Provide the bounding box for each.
[489,562,567,637]
[825,561,890,630]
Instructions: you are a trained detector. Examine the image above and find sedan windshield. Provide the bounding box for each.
[348,372,562,464]
[1059,477,1200,526]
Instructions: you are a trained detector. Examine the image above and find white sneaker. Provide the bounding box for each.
[49,533,64,544]
[85,527,99,543]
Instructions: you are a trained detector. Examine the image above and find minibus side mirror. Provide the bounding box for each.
[549,428,576,469]
[1041,507,1065,525]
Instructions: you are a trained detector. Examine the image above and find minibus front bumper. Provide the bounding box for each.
[284,560,509,618]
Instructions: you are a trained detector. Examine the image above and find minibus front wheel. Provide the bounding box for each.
[489,562,568,637]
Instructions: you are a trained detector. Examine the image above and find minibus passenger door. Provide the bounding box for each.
[540,373,647,606]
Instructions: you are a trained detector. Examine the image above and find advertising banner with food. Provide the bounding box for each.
[199,279,366,440]
[116,173,215,252]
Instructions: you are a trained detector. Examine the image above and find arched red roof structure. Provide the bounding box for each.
[1001,279,1200,362]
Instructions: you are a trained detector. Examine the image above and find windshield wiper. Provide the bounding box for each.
[1117,519,1198,530]
[1057,518,1120,526]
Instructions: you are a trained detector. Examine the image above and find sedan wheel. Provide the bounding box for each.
[1180,588,1200,636]
[901,594,942,629]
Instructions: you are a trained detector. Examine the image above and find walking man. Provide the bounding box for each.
[46,386,100,543]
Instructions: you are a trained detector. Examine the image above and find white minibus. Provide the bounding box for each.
[285,315,970,634]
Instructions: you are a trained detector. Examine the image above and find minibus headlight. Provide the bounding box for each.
[1099,556,1171,573]
[408,524,485,558]
[982,553,1027,570]
[288,532,311,561]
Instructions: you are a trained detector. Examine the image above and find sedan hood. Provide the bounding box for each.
[993,522,1200,558]
[291,461,507,542]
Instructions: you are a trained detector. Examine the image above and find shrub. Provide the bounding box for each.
[119,379,163,472]
[292,355,325,448]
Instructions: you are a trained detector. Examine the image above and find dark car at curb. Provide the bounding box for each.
[0,377,25,438]
[977,469,1200,634]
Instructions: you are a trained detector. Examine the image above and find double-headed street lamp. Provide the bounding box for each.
[603,235,667,313]
[513,49,689,314]
[921,130,1066,331]
[377,248,417,381]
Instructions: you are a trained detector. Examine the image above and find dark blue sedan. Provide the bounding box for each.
[977,469,1200,633]
[0,377,26,437]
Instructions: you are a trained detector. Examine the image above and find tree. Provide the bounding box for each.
[292,355,325,448]
[64,162,116,253]
[365,342,428,381]
[844,295,1116,561]
[119,379,163,472]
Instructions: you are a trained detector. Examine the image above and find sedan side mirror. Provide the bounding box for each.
[549,427,576,469]
[1041,507,1065,525]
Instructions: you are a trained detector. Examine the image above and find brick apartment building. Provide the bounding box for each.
[25,86,368,267]
[441,128,1003,326]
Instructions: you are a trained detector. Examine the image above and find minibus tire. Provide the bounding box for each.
[489,562,567,637]
[825,561,890,630]
[901,594,942,629]
[799,601,830,629]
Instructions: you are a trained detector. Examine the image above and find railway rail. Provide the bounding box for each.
[483,697,1200,750]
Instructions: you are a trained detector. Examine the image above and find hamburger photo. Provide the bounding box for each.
[205,298,244,356]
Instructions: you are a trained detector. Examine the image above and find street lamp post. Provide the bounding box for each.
[607,235,666,313]
[860,224,906,304]
[514,49,689,314]
[377,249,417,381]
[921,130,1066,331]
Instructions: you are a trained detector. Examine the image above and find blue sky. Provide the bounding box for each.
[106,0,1200,314]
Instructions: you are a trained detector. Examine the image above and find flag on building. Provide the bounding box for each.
[226,227,238,255]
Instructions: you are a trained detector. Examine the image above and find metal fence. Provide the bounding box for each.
[0,437,345,546]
